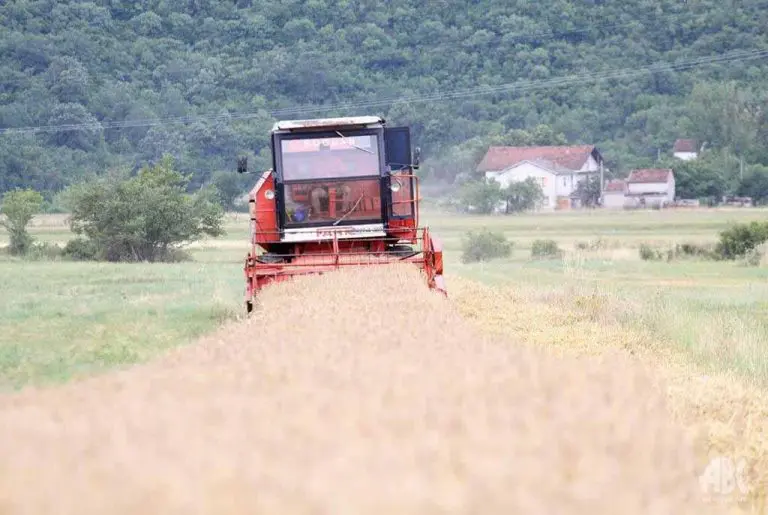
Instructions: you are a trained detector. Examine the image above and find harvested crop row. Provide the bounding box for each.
[448,276,768,512]
[0,265,719,514]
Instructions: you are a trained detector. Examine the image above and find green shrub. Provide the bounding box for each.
[531,239,561,258]
[676,242,718,260]
[639,243,664,261]
[461,229,513,263]
[65,155,225,262]
[0,188,44,255]
[743,248,763,267]
[457,179,504,214]
[25,242,64,261]
[740,242,768,267]
[640,241,719,262]
[164,248,194,262]
[678,243,699,256]
[575,237,610,251]
[63,238,100,261]
[715,221,768,259]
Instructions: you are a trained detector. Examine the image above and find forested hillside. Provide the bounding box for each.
[1,0,767,198]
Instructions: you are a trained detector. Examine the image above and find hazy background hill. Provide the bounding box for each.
[1,0,767,198]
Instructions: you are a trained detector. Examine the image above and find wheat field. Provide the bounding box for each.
[0,265,725,514]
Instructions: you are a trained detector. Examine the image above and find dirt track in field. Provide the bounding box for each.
[0,266,721,514]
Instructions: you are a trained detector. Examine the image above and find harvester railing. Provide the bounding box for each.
[247,226,432,267]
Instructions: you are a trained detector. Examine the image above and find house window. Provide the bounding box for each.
[563,177,566,187]
[541,177,547,187]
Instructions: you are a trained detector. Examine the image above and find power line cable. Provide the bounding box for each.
[0,6,731,134]
[2,47,764,135]
[3,3,767,135]
[270,48,768,116]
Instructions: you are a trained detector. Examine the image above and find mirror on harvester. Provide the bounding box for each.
[413,147,421,169]
[237,156,248,174]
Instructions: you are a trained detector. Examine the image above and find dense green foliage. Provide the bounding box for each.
[638,241,719,261]
[1,0,767,198]
[454,175,544,213]
[573,176,601,207]
[636,222,768,261]
[460,229,513,263]
[715,221,768,259]
[64,155,224,262]
[456,178,504,214]
[503,177,544,213]
[0,188,43,254]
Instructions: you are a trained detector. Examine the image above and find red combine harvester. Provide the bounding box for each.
[238,115,446,312]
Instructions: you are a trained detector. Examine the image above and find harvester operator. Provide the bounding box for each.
[308,143,354,218]
[310,183,353,217]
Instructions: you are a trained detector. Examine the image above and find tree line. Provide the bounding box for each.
[1,0,767,201]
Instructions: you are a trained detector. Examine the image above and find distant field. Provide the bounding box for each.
[421,206,768,251]
[0,213,248,389]
[423,207,768,385]
[1,207,768,388]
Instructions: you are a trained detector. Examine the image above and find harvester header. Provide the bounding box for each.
[238,115,446,312]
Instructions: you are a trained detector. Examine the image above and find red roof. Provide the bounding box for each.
[603,179,625,192]
[627,169,673,184]
[476,145,597,172]
[673,139,697,153]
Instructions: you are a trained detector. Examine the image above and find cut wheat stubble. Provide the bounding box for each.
[0,265,719,514]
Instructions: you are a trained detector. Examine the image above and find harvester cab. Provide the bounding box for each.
[239,115,446,312]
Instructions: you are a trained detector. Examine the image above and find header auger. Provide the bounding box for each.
[238,115,446,313]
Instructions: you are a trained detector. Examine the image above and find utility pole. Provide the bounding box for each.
[599,159,604,207]
[740,156,744,181]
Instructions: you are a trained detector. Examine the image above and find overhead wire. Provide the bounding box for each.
[2,47,765,136]
[1,5,766,137]
[269,48,768,116]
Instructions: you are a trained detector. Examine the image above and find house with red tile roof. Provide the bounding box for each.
[625,168,675,207]
[673,139,698,161]
[602,179,627,209]
[476,145,604,209]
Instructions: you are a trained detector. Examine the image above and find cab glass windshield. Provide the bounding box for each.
[280,134,380,181]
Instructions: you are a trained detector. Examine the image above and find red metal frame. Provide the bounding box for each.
[243,170,446,311]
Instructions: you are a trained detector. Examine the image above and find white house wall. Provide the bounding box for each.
[627,181,667,195]
[579,154,599,172]
[674,152,697,161]
[488,162,557,209]
[602,192,626,209]
[627,194,668,208]
[669,177,676,201]
[626,176,675,203]
[554,174,576,197]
